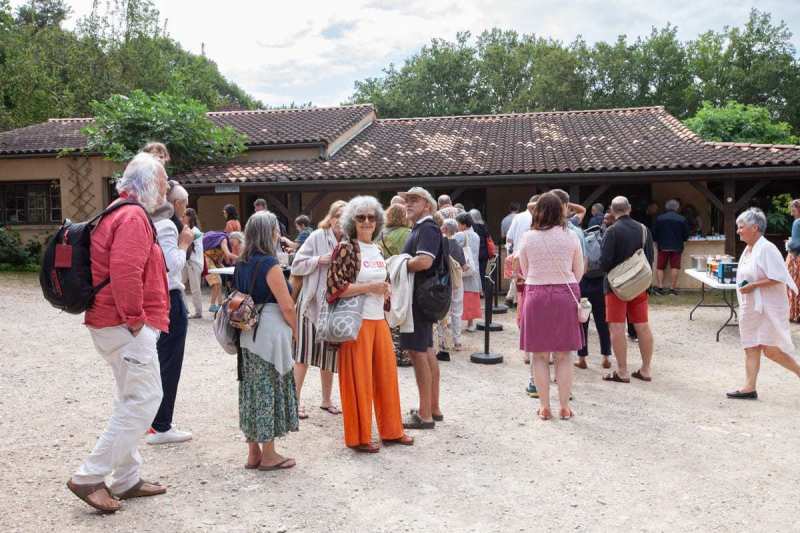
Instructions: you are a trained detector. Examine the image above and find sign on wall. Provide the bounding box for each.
[214,183,240,193]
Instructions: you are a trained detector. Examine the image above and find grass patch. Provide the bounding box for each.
[649,289,730,307]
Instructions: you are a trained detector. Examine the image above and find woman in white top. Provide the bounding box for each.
[332,196,413,453]
[728,208,800,400]
[181,208,204,319]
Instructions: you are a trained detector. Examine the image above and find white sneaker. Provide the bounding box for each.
[146,427,192,445]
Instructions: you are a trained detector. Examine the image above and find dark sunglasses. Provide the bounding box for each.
[355,214,376,223]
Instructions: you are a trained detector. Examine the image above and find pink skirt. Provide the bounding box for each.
[519,284,583,352]
[462,291,482,320]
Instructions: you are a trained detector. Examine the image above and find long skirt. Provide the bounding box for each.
[519,284,584,353]
[462,291,482,320]
[239,348,299,443]
[788,253,800,322]
[294,309,338,373]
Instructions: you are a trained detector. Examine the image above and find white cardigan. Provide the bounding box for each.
[386,253,415,333]
[290,228,338,322]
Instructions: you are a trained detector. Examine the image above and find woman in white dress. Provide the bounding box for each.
[728,208,800,400]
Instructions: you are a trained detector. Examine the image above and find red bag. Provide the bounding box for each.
[486,236,497,258]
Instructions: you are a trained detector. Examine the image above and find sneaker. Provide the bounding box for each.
[208,304,220,313]
[526,382,539,398]
[653,287,665,295]
[436,351,451,362]
[146,427,192,445]
[670,288,679,295]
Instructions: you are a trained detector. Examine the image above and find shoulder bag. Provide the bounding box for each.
[607,224,652,301]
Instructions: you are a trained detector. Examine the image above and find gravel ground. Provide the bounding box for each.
[1,273,799,532]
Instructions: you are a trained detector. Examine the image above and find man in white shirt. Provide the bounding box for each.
[504,195,539,306]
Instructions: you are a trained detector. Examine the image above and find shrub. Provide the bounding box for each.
[0,227,41,269]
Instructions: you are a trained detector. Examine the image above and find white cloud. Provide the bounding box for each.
[11,0,800,107]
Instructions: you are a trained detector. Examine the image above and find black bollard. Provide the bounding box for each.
[471,260,504,364]
[477,258,503,332]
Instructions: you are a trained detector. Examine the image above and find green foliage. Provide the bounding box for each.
[684,101,799,144]
[0,0,262,132]
[82,91,247,174]
[766,193,794,234]
[0,227,41,268]
[348,9,800,137]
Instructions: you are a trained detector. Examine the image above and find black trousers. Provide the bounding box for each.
[152,290,189,432]
[578,277,611,357]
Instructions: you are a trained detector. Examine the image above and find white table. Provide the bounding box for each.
[684,268,738,342]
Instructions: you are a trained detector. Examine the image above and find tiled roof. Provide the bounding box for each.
[176,106,800,185]
[0,105,375,155]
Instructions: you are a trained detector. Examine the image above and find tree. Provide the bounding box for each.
[81,91,247,174]
[684,101,799,144]
[15,0,71,30]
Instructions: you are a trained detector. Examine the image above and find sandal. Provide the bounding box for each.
[298,405,309,420]
[410,408,443,422]
[350,443,381,453]
[319,405,341,415]
[245,453,262,470]
[402,412,435,430]
[632,370,652,382]
[66,480,121,513]
[115,479,166,500]
[602,371,630,383]
[560,407,574,420]
[382,434,414,446]
[537,407,552,420]
[258,458,296,471]
[574,358,587,369]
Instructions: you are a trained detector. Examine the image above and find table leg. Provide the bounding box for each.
[690,281,705,320]
[716,289,738,342]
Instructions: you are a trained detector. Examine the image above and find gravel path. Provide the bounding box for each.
[1,273,799,532]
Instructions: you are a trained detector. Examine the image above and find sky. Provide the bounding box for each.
[13,0,800,107]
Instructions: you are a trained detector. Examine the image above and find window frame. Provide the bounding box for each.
[0,180,63,225]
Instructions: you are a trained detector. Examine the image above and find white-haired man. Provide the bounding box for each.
[600,196,655,384]
[437,194,460,220]
[399,187,445,429]
[147,180,195,445]
[652,199,690,295]
[67,153,170,513]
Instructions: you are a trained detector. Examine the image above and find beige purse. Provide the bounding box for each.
[607,224,652,301]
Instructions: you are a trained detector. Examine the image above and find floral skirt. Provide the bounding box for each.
[239,348,299,442]
[788,253,800,322]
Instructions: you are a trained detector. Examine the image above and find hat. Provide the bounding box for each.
[398,186,437,211]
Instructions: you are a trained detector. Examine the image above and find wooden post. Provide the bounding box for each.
[723,180,736,256]
[288,191,302,232]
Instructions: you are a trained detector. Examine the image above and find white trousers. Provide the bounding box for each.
[436,288,464,348]
[72,325,163,493]
[183,263,203,316]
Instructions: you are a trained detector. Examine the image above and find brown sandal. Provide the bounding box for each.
[602,371,630,383]
[382,434,414,446]
[632,370,652,382]
[116,479,167,500]
[349,442,381,453]
[66,480,121,513]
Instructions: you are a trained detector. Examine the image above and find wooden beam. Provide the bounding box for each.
[581,184,609,209]
[734,180,772,211]
[304,191,327,215]
[266,192,289,219]
[723,180,736,256]
[689,181,724,211]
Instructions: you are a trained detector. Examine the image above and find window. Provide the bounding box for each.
[0,181,62,225]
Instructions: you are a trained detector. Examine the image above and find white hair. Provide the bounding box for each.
[167,182,188,204]
[116,153,165,212]
[469,208,484,224]
[610,196,631,215]
[442,218,459,236]
[341,195,385,241]
[665,199,680,212]
[736,208,767,234]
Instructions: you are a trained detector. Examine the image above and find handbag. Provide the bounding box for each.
[486,236,497,258]
[317,294,365,344]
[607,224,652,301]
[541,231,592,323]
[213,258,267,354]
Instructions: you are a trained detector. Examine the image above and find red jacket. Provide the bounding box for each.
[84,197,170,332]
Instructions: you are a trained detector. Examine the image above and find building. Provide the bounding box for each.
[2,105,799,268]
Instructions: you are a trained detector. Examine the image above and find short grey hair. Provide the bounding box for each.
[665,199,680,212]
[438,194,452,207]
[239,214,275,263]
[592,203,604,214]
[610,196,631,215]
[442,218,459,236]
[229,231,245,244]
[469,208,484,224]
[341,195,385,241]
[167,182,188,204]
[116,152,165,212]
[736,207,767,234]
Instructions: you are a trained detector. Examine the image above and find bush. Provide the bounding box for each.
[0,227,41,269]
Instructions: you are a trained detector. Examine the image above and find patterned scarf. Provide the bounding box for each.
[326,239,361,303]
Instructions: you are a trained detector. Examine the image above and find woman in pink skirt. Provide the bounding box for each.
[456,212,483,331]
[518,192,584,420]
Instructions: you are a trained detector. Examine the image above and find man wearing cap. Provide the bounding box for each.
[399,187,444,429]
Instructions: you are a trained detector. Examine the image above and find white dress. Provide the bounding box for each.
[736,237,798,355]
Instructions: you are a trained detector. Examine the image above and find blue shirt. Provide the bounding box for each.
[234,254,289,304]
[789,218,800,255]
[652,211,690,252]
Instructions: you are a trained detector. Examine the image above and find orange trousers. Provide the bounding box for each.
[338,319,404,447]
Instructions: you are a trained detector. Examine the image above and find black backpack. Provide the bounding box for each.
[413,228,452,322]
[40,199,154,314]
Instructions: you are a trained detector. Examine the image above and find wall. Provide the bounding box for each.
[651,181,713,234]
[0,155,119,242]
[196,194,240,232]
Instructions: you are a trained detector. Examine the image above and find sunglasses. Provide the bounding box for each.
[355,214,376,223]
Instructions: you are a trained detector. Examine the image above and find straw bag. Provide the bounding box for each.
[607,224,652,301]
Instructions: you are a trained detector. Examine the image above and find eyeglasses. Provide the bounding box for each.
[355,214,376,223]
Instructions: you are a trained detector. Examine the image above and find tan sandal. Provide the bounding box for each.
[116,479,167,500]
[66,480,121,513]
